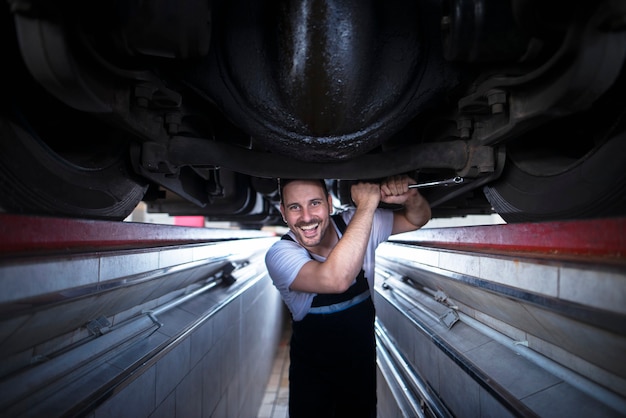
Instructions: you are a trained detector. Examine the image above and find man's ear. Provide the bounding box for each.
[327,193,333,214]
[279,204,287,223]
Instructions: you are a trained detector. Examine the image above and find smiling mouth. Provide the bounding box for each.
[299,223,319,234]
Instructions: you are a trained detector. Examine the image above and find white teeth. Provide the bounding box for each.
[300,223,318,231]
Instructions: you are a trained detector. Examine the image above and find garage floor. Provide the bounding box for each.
[257,320,291,418]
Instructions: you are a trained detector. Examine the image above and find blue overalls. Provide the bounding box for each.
[283,215,377,417]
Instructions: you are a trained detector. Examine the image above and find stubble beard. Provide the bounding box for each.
[294,217,326,248]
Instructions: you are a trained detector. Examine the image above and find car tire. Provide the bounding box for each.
[484,126,626,223]
[0,116,148,221]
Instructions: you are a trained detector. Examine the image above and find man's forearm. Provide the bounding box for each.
[403,193,431,228]
[323,203,377,291]
[391,193,431,235]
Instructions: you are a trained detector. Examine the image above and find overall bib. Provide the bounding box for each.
[283,215,377,418]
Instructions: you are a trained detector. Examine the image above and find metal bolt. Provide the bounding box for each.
[487,90,507,114]
[457,118,472,139]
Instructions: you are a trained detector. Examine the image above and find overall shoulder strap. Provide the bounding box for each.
[332,213,347,234]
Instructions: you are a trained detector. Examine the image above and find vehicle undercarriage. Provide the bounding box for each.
[1,0,625,227]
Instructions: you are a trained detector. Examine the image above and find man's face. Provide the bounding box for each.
[280,180,333,249]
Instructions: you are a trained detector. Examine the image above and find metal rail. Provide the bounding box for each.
[376,320,453,418]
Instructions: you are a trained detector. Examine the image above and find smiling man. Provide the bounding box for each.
[265,175,431,417]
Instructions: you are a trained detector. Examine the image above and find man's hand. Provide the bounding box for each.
[380,175,417,205]
[351,181,381,210]
[381,174,432,234]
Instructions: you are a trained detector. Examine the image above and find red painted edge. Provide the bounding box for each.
[0,214,270,256]
[1,214,624,260]
[392,217,626,260]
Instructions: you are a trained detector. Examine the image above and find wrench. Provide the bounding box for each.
[408,176,464,189]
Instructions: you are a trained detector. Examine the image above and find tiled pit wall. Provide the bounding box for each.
[88,275,285,418]
[372,243,626,418]
[374,289,512,418]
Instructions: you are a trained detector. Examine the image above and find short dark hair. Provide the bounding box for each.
[278,178,328,203]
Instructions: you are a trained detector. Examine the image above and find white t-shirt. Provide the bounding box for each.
[265,208,394,321]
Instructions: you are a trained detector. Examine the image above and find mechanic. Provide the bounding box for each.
[265,175,431,417]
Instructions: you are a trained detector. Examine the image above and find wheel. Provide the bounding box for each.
[484,113,626,223]
[0,115,148,221]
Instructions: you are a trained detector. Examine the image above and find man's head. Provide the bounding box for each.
[278,179,334,250]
